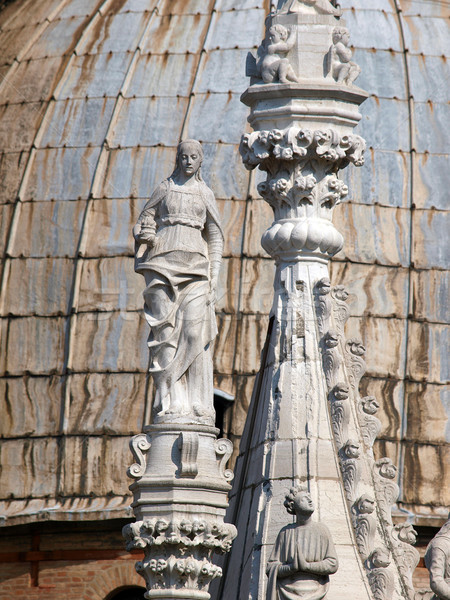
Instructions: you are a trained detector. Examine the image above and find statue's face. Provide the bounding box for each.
[179,143,202,176]
[293,491,314,516]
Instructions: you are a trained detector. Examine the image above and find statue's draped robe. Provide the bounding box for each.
[267,522,338,600]
[425,526,450,600]
[135,178,223,418]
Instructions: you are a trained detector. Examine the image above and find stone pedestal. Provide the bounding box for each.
[124,424,236,599]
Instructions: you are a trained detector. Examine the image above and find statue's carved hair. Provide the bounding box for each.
[284,485,308,515]
[172,139,204,182]
[332,27,348,44]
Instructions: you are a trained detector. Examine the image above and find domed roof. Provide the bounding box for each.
[0,0,448,525]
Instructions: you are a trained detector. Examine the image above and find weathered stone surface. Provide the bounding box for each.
[67,373,146,435]
[216,199,246,257]
[407,321,449,383]
[39,98,116,148]
[330,262,409,318]
[359,376,403,440]
[2,258,74,316]
[215,257,241,314]
[410,269,449,323]
[69,311,148,373]
[0,102,45,152]
[344,316,407,379]
[63,436,131,497]
[241,258,275,315]
[402,443,450,507]
[412,209,450,269]
[10,200,86,258]
[77,256,142,313]
[235,314,270,375]
[0,376,62,437]
[83,198,140,257]
[405,382,449,444]
[21,147,101,202]
[242,198,274,258]
[0,152,29,204]
[214,313,238,375]
[4,316,66,375]
[0,438,59,499]
[334,203,411,267]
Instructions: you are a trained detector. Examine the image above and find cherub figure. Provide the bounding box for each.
[329,27,361,85]
[257,24,300,84]
[278,0,342,16]
[267,486,338,599]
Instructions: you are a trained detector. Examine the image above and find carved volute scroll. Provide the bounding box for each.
[127,433,151,479]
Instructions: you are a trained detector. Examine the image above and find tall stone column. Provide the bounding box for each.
[220,3,419,599]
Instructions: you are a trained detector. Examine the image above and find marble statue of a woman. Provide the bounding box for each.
[133,140,223,424]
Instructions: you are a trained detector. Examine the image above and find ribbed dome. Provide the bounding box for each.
[0,0,448,525]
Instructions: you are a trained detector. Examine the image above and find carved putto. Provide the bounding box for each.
[424,515,450,600]
[256,24,299,84]
[328,27,361,85]
[277,0,342,16]
[133,140,224,424]
[266,486,338,599]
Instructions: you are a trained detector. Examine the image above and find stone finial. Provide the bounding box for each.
[424,515,450,600]
[266,486,338,599]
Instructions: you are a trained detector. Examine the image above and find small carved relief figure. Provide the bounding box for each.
[277,0,342,16]
[134,140,224,422]
[424,515,450,600]
[266,486,338,599]
[353,494,376,560]
[329,27,361,86]
[257,24,300,84]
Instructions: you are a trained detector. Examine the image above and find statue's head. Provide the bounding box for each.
[332,27,349,46]
[356,494,375,515]
[174,139,204,181]
[284,486,315,518]
[269,24,288,43]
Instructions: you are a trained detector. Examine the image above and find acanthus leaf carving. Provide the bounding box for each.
[240,127,366,171]
[392,523,420,597]
[375,458,400,526]
[328,382,350,448]
[352,494,377,560]
[345,338,366,393]
[331,285,350,337]
[321,330,341,390]
[367,547,395,600]
[127,432,151,479]
[358,396,382,451]
[314,277,332,337]
[340,439,361,500]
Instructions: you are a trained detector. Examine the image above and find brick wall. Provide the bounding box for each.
[0,521,145,600]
